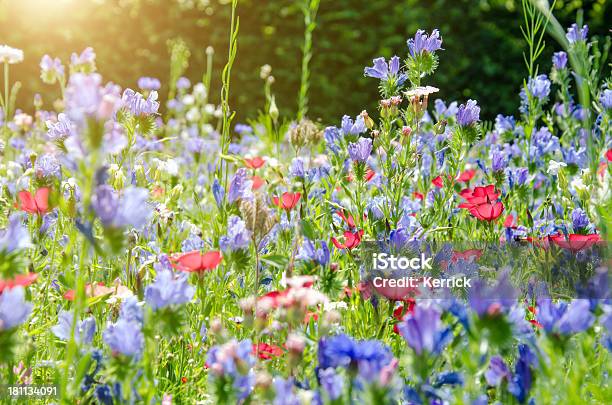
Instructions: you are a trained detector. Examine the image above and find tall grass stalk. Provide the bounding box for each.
[297,0,320,121]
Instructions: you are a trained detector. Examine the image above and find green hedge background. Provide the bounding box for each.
[0,0,609,123]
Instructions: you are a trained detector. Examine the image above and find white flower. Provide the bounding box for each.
[186,107,201,122]
[546,160,567,175]
[182,94,195,106]
[193,83,207,100]
[404,86,439,97]
[0,45,24,64]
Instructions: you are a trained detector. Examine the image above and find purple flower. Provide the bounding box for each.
[318,368,343,401]
[0,214,31,253]
[46,113,75,141]
[552,51,567,70]
[537,299,594,334]
[71,47,96,65]
[485,356,512,386]
[137,77,161,91]
[571,208,589,230]
[220,215,252,251]
[103,318,144,357]
[0,287,32,330]
[40,55,64,83]
[324,126,342,155]
[341,115,366,136]
[92,186,151,229]
[348,137,372,162]
[600,89,612,110]
[103,122,128,155]
[206,339,255,400]
[407,29,443,56]
[491,148,507,172]
[566,23,588,44]
[508,344,536,403]
[52,310,96,345]
[527,75,551,100]
[145,269,195,310]
[181,233,205,252]
[456,99,480,127]
[35,154,61,179]
[235,124,253,134]
[296,239,330,266]
[228,168,254,204]
[273,378,301,405]
[468,271,517,317]
[212,178,225,207]
[65,73,108,123]
[104,297,144,357]
[364,56,407,86]
[398,305,451,355]
[318,334,393,379]
[507,167,529,188]
[121,89,160,116]
[495,114,515,132]
[176,77,191,90]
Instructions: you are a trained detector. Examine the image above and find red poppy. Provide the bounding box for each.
[598,162,608,179]
[244,157,266,169]
[456,169,476,183]
[606,149,612,162]
[343,282,372,300]
[169,251,223,272]
[272,192,301,211]
[412,192,424,200]
[252,342,284,360]
[181,377,188,384]
[549,233,602,252]
[251,175,265,190]
[431,176,444,188]
[365,168,376,182]
[304,311,319,323]
[63,282,108,301]
[468,201,504,221]
[0,273,38,294]
[459,185,504,221]
[451,249,482,263]
[331,230,364,250]
[458,185,500,207]
[392,299,415,334]
[16,187,50,215]
[503,214,516,228]
[336,210,356,228]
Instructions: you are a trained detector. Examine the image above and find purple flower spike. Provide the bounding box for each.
[348,137,372,163]
[407,29,443,56]
[398,305,451,355]
[456,99,480,127]
[566,23,588,44]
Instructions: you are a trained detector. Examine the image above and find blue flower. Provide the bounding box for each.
[341,115,366,136]
[485,356,512,386]
[571,208,590,231]
[137,77,161,91]
[364,56,407,86]
[0,213,31,253]
[121,88,160,116]
[324,126,342,155]
[212,178,225,208]
[207,339,255,400]
[235,123,253,135]
[495,114,515,133]
[296,239,330,266]
[456,100,480,127]
[537,299,594,335]
[119,296,144,324]
[35,154,61,179]
[507,167,529,188]
[318,368,343,401]
[92,186,152,229]
[434,99,458,119]
[347,137,372,162]
[181,233,205,252]
[566,23,588,44]
[407,29,443,56]
[228,168,254,204]
[46,113,75,141]
[491,148,507,172]
[145,269,195,310]
[52,310,96,344]
[318,334,393,379]
[552,51,567,70]
[468,271,517,317]
[397,305,451,355]
[273,378,301,405]
[95,385,113,405]
[103,317,144,357]
[600,89,612,110]
[220,215,252,251]
[508,344,536,404]
[0,287,33,330]
[527,75,551,100]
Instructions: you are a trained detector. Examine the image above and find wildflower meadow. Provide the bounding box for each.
[0,0,611,403]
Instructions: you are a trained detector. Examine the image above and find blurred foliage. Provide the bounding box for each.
[0,0,609,123]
